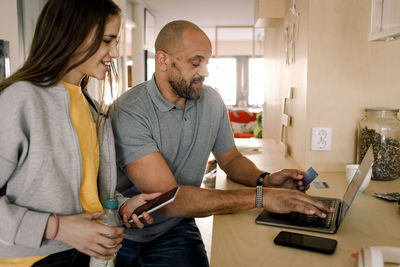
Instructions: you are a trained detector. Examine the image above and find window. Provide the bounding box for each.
[205,56,264,108]
[248,57,265,107]
[206,57,237,106]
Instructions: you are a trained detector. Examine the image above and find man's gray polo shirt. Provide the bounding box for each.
[112,77,234,242]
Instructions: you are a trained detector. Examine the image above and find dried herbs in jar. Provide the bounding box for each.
[357,108,400,181]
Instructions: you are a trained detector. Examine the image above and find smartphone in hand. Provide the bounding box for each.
[128,187,180,223]
[274,231,337,254]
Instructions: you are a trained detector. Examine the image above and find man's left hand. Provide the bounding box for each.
[264,169,307,191]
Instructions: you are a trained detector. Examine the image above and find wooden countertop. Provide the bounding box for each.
[210,139,400,267]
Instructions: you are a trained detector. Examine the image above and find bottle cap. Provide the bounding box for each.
[105,198,119,210]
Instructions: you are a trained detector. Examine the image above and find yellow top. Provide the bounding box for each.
[0,255,49,267]
[62,80,103,214]
[0,81,103,266]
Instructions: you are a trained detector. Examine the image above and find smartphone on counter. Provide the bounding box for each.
[274,231,337,254]
[128,187,180,223]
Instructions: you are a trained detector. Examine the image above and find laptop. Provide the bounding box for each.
[255,145,374,234]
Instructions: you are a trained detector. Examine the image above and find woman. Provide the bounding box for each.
[0,0,158,266]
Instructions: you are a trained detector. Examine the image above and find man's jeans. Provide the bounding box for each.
[32,249,89,266]
[116,218,209,267]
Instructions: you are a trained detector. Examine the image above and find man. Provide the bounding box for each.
[112,20,332,267]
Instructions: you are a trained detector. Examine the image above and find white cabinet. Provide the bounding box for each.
[369,0,400,41]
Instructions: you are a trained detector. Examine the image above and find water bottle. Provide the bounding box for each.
[89,198,123,267]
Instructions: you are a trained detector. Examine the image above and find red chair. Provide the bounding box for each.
[228,110,257,138]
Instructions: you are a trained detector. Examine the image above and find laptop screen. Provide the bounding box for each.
[337,146,374,226]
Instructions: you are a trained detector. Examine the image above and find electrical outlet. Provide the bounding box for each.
[311,127,332,151]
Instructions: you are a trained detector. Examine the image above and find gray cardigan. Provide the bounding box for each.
[0,81,125,257]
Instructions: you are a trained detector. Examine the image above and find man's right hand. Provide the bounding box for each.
[119,192,162,228]
[262,188,334,218]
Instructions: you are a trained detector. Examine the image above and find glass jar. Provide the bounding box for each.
[357,108,400,181]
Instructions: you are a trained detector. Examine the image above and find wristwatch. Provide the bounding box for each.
[256,172,269,208]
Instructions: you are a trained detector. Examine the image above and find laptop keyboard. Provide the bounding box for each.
[289,198,335,228]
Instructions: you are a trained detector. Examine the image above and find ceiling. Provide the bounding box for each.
[142,0,255,33]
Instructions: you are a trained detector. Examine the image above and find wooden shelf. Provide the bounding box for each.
[254,0,286,27]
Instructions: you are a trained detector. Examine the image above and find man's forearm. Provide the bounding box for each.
[219,154,264,187]
[160,185,256,217]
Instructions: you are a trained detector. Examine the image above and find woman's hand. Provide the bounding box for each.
[119,192,162,228]
[45,213,124,260]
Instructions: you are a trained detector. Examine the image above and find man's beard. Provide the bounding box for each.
[168,63,205,100]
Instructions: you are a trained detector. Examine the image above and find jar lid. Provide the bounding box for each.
[365,107,399,112]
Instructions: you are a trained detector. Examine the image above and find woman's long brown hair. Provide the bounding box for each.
[0,0,121,124]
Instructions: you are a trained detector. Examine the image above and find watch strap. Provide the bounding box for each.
[256,172,269,208]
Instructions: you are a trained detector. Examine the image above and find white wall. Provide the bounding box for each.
[263,0,400,172]
[306,0,400,171]
[0,0,21,72]
[131,0,146,86]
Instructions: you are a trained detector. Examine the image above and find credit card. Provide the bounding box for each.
[302,167,318,186]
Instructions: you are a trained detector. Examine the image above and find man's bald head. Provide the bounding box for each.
[155,20,208,54]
